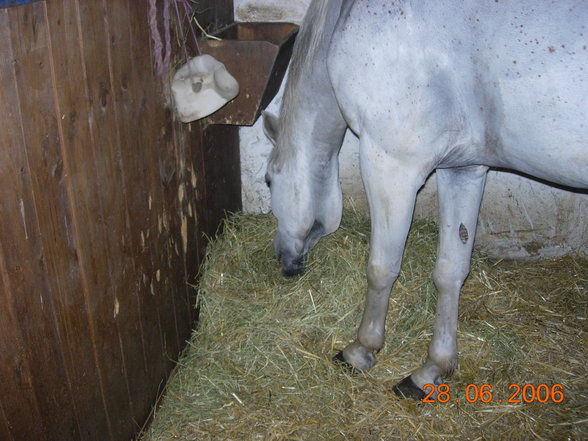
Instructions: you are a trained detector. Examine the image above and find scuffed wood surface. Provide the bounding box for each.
[0,1,240,440]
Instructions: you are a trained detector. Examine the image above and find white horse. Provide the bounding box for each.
[263,0,587,399]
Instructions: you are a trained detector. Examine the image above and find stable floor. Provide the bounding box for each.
[140,207,587,441]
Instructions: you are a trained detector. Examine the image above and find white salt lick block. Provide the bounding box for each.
[172,54,239,122]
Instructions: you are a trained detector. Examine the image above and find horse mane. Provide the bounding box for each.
[286,0,331,90]
[271,0,334,168]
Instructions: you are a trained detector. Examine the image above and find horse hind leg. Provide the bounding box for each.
[394,165,488,400]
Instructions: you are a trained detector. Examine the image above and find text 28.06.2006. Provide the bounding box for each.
[423,383,565,404]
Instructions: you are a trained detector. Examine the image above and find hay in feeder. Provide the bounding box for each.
[140,203,587,441]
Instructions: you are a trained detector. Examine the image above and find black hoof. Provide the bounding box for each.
[392,376,426,401]
[332,351,359,374]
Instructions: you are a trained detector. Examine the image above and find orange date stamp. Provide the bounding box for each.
[422,383,565,404]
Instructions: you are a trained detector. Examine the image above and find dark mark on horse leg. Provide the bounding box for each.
[459,223,469,244]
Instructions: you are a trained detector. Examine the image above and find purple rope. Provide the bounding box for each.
[162,0,172,75]
[148,0,165,76]
[149,0,202,76]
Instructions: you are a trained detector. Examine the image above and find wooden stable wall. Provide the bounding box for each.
[0,1,239,440]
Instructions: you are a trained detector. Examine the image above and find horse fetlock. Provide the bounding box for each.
[428,343,458,377]
[357,328,385,352]
[408,361,445,394]
[340,340,377,372]
[437,356,458,377]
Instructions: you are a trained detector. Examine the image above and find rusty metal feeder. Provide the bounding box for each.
[201,22,298,126]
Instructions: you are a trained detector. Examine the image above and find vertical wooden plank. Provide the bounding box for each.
[152,104,183,360]
[103,0,179,429]
[45,0,130,438]
[139,0,204,353]
[131,0,206,399]
[0,399,14,441]
[74,1,153,435]
[128,0,173,377]
[0,12,44,440]
[2,4,82,440]
[126,0,181,372]
[170,118,198,337]
[41,2,115,438]
[186,124,210,281]
[0,252,41,441]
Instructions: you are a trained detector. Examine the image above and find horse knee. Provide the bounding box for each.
[366,262,399,292]
[432,258,470,293]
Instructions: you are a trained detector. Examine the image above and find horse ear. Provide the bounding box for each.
[262,111,279,145]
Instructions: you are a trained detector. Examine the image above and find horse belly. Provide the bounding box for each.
[493,72,587,188]
[473,2,588,188]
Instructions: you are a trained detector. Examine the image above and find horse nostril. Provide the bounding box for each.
[292,254,306,267]
[282,261,305,277]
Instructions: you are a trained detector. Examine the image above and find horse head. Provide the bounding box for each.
[263,111,342,277]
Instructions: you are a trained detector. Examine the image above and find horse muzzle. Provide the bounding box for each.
[274,220,325,277]
[277,250,307,277]
[274,236,307,277]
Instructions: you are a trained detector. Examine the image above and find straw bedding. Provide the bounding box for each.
[140,204,587,441]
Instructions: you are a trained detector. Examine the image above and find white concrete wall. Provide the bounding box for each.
[235,0,587,259]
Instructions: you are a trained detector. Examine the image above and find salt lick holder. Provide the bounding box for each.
[171,22,298,125]
[172,54,239,122]
[199,23,298,126]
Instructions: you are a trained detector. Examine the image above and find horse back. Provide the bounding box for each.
[328,0,588,188]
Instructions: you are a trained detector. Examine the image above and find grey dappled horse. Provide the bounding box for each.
[263,0,587,399]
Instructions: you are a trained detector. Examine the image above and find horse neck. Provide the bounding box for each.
[282,98,341,149]
[274,0,347,168]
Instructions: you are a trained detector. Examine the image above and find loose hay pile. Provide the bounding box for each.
[141,206,587,441]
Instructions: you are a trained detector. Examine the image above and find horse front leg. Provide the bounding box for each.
[335,139,429,372]
[394,165,488,399]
